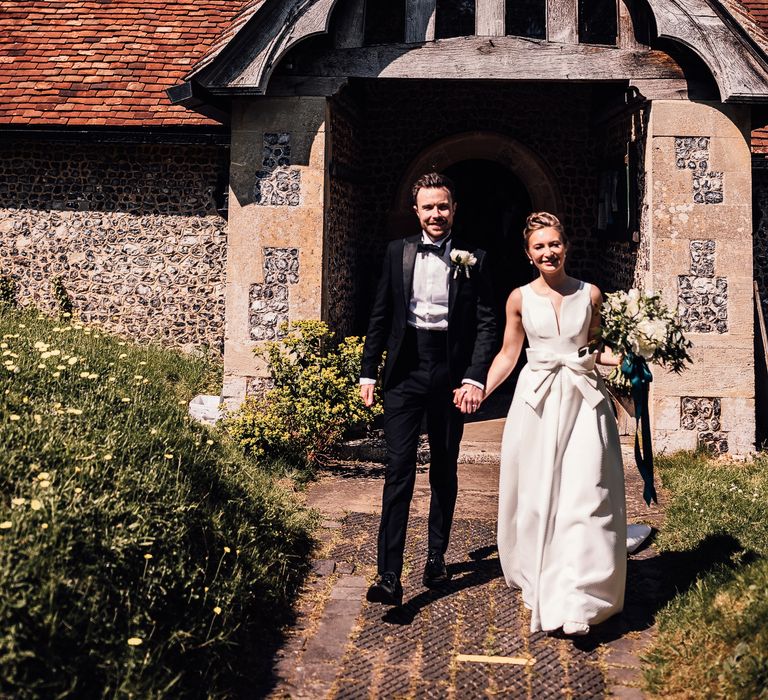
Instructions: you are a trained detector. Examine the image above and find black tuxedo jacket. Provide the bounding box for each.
[360,234,497,391]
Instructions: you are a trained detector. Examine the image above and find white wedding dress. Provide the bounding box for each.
[497,281,627,633]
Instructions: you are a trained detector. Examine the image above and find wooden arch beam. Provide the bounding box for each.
[643,0,768,101]
[181,0,768,103]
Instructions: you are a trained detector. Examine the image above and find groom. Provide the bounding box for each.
[360,172,497,605]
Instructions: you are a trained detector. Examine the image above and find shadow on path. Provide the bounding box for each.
[383,546,503,625]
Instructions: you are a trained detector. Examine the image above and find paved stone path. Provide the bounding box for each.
[270,417,665,699]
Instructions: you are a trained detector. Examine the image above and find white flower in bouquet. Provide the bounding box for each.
[626,288,641,317]
[598,288,692,391]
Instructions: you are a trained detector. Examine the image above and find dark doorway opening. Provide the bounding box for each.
[443,159,534,413]
[443,159,533,326]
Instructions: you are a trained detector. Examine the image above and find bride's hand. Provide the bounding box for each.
[457,384,484,414]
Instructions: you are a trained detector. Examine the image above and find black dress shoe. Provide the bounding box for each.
[422,550,451,588]
[366,572,403,606]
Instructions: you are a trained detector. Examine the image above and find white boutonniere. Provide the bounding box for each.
[450,249,477,279]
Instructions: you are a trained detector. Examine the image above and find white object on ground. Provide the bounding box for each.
[626,523,653,554]
[188,394,222,426]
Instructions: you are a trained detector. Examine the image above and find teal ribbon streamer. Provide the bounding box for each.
[621,353,658,506]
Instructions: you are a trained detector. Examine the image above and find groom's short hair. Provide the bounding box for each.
[411,172,456,205]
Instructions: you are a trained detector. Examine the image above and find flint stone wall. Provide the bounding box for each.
[0,138,228,352]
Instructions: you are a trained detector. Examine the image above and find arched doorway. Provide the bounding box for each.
[390,131,561,333]
[443,158,533,323]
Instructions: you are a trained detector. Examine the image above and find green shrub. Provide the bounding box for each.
[50,275,74,315]
[0,273,16,307]
[0,308,315,697]
[225,321,382,472]
[644,453,768,699]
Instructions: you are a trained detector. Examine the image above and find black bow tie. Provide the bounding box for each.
[417,237,450,255]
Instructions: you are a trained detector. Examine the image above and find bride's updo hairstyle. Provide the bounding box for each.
[523,212,568,249]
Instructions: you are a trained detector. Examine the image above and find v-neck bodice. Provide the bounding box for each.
[520,281,592,354]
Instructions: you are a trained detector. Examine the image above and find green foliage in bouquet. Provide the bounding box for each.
[225,321,382,472]
[598,288,693,391]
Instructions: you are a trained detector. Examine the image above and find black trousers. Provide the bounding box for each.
[377,327,465,577]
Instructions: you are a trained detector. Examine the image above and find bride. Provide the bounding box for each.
[479,212,627,636]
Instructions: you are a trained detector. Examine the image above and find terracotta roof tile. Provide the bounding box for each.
[739,0,768,33]
[0,0,252,127]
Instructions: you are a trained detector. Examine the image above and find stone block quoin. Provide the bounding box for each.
[675,136,724,205]
[249,247,300,341]
[677,239,728,334]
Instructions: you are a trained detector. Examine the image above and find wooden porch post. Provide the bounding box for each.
[547,0,578,44]
[406,0,436,42]
[476,0,505,36]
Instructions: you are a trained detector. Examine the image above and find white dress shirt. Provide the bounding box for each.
[361,232,483,390]
[408,233,452,329]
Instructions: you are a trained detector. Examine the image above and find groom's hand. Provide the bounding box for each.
[455,384,483,414]
[360,383,376,407]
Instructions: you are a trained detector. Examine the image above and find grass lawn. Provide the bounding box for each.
[0,308,316,697]
[645,452,768,699]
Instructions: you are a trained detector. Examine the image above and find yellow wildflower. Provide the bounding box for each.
[223,546,231,553]
[121,398,131,403]
[206,439,214,446]
[74,487,82,495]
[30,499,42,510]
[41,523,48,530]
[56,365,66,370]
[34,415,42,424]
[163,453,173,460]
[118,353,128,359]
[66,408,83,415]
[127,637,143,646]
[79,372,90,379]
[37,472,50,480]
[11,498,26,507]
[51,372,61,378]
[9,415,20,421]
[144,553,153,560]
[38,480,51,489]
[213,606,222,615]
[67,357,78,365]
[103,454,113,461]
[0,521,12,529]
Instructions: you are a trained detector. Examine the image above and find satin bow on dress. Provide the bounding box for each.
[523,348,605,411]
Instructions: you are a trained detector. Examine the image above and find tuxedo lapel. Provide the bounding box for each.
[448,268,459,319]
[402,237,418,311]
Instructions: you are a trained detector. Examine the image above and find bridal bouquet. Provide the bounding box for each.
[599,288,692,392]
[597,288,692,506]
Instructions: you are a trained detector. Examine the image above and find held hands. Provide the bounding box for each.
[360,383,376,407]
[453,384,484,414]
